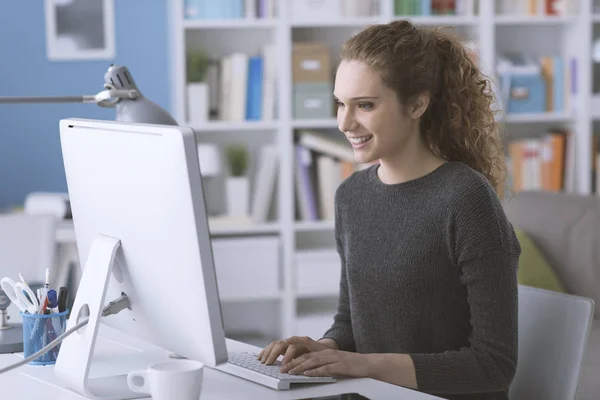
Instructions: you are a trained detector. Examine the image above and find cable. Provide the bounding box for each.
[0,293,130,375]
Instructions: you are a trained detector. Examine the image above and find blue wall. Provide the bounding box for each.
[0,1,170,210]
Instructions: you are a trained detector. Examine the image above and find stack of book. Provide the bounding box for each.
[184,0,276,19]
[201,45,276,122]
[293,130,374,222]
[497,0,574,16]
[394,0,476,16]
[506,128,574,193]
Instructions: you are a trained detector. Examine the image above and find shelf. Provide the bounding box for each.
[183,18,276,29]
[56,219,279,242]
[190,120,279,132]
[494,15,577,25]
[593,14,600,23]
[501,112,574,124]
[292,119,338,130]
[296,290,338,299]
[295,220,335,232]
[210,220,280,236]
[220,292,283,302]
[392,15,478,26]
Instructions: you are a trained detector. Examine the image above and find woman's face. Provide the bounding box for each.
[334,60,425,165]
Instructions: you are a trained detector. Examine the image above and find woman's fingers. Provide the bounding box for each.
[287,350,337,375]
[264,340,289,365]
[281,344,301,366]
[257,341,275,362]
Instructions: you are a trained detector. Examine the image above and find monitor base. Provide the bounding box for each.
[54,234,145,400]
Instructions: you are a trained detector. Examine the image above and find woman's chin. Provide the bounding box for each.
[353,151,376,166]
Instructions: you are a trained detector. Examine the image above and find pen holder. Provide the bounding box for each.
[21,310,68,365]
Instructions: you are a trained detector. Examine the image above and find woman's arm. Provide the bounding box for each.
[364,352,418,389]
[400,177,521,394]
[320,193,356,352]
[362,252,519,394]
[317,337,340,350]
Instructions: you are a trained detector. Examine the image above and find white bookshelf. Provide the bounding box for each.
[169,0,596,342]
[190,120,279,132]
[494,15,578,25]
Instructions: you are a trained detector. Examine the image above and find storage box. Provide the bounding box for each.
[293,82,334,119]
[497,55,547,114]
[292,42,332,83]
[211,236,280,299]
[500,73,546,114]
[295,248,340,296]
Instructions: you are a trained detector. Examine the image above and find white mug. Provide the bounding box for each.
[127,359,204,400]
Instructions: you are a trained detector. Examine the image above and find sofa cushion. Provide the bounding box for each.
[502,191,600,316]
[515,227,566,293]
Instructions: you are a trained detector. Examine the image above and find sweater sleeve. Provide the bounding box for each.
[409,177,521,395]
[321,188,356,352]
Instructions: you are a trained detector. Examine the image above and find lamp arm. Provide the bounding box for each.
[0,88,139,107]
[0,95,96,104]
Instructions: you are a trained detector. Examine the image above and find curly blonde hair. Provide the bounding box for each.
[340,20,505,190]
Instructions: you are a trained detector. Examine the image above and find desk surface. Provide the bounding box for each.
[0,325,441,400]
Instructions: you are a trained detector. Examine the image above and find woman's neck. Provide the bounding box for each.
[377,139,446,185]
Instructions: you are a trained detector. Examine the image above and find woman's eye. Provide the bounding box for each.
[335,101,344,108]
[358,102,373,110]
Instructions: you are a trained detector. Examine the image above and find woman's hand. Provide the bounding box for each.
[279,346,371,378]
[257,336,334,366]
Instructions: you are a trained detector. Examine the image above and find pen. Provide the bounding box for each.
[47,289,63,342]
[38,289,48,314]
[47,290,59,314]
[58,287,68,313]
[44,268,50,291]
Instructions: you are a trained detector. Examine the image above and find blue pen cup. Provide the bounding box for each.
[21,310,68,365]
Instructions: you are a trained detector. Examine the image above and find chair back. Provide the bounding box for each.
[510,285,595,400]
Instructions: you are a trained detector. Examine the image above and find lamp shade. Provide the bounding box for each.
[197,144,221,177]
[104,65,178,126]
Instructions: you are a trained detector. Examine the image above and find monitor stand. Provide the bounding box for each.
[54,234,160,400]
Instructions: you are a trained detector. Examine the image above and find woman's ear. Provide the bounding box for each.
[410,93,430,119]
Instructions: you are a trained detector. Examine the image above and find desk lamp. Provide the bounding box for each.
[0,64,178,126]
[0,63,220,176]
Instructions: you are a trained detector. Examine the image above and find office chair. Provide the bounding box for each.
[0,213,57,353]
[510,285,595,400]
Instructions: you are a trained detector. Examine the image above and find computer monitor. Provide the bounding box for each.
[54,118,228,399]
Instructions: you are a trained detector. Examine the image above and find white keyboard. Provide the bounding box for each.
[216,351,337,390]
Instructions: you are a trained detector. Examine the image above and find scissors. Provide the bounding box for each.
[0,277,39,314]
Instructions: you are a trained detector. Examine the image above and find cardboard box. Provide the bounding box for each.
[292,42,332,83]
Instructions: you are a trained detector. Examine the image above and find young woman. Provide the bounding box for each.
[258,19,521,400]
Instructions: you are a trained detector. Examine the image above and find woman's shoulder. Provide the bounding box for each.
[443,161,500,204]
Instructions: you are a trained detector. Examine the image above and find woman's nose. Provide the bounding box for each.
[338,109,357,132]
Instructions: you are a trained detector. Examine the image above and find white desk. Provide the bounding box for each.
[0,325,441,400]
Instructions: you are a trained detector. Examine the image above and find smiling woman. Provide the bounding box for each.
[259,19,521,400]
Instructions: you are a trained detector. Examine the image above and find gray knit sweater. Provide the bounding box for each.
[322,161,521,400]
